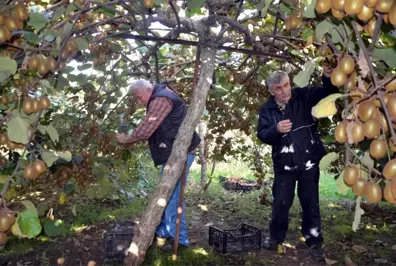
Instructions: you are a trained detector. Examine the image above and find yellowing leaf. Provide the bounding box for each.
[311,93,341,119]
[319,152,338,171]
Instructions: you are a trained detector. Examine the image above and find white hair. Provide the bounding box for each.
[266,70,289,91]
[128,79,153,95]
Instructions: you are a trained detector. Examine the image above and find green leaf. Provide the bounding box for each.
[22,200,39,216]
[336,170,350,195]
[41,151,59,167]
[0,56,18,83]
[0,104,8,110]
[6,116,31,144]
[303,0,317,18]
[279,3,292,14]
[57,151,72,162]
[18,209,42,239]
[293,61,315,87]
[65,4,78,15]
[44,219,63,237]
[28,12,48,31]
[315,20,332,42]
[372,48,396,68]
[45,126,59,144]
[76,37,89,51]
[256,0,272,17]
[41,30,59,42]
[187,0,205,9]
[63,22,73,37]
[360,151,374,169]
[55,75,70,90]
[23,32,40,44]
[87,187,96,199]
[52,6,65,21]
[37,202,49,217]
[329,27,343,44]
[319,152,338,171]
[37,125,46,135]
[68,74,87,84]
[71,205,77,216]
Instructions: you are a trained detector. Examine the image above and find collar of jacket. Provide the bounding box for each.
[267,88,298,109]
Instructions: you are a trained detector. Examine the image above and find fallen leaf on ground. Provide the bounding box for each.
[352,245,368,253]
[374,258,388,264]
[325,258,338,265]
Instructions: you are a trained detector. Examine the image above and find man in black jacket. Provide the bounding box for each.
[257,69,338,260]
[116,79,200,250]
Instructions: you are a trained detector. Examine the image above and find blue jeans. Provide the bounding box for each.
[155,152,195,246]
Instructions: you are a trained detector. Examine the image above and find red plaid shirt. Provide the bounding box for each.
[132,97,173,141]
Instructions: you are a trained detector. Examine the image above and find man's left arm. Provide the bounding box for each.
[116,97,173,144]
[306,71,339,107]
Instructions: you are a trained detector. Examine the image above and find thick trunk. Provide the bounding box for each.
[123,46,216,266]
[198,120,207,189]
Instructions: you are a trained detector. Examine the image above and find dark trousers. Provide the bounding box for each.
[270,166,323,247]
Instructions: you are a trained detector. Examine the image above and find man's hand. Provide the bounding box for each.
[276,120,292,133]
[116,133,134,144]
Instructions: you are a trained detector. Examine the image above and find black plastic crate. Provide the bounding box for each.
[220,176,259,192]
[208,223,261,253]
[104,231,134,262]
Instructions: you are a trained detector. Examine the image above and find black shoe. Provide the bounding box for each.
[308,245,324,261]
[262,237,278,250]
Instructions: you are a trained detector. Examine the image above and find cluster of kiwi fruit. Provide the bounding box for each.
[343,164,396,204]
[50,156,93,188]
[89,35,116,66]
[285,14,303,31]
[23,159,47,180]
[0,4,29,44]
[316,0,396,30]
[27,55,57,76]
[22,95,51,114]
[0,206,16,245]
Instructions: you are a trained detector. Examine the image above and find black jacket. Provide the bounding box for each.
[257,75,338,173]
[147,83,201,166]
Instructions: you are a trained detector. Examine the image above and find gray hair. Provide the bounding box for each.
[266,70,289,91]
[128,79,153,95]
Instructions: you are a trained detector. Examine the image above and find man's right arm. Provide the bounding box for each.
[256,107,282,145]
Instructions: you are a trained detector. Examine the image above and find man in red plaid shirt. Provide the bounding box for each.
[116,79,200,251]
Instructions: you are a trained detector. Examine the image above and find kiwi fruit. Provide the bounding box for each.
[33,159,47,174]
[0,27,8,43]
[386,95,396,118]
[24,164,37,180]
[144,0,153,9]
[344,0,364,15]
[384,181,396,203]
[358,100,376,121]
[386,78,396,92]
[32,98,41,113]
[357,4,374,21]
[46,56,57,72]
[39,95,51,109]
[22,97,34,114]
[285,15,302,31]
[389,3,396,25]
[14,4,29,21]
[15,18,23,30]
[1,95,9,105]
[375,0,393,13]
[28,56,40,71]
[383,159,396,179]
[0,213,15,232]
[316,0,332,13]
[365,182,382,203]
[335,122,348,143]
[0,133,8,145]
[389,139,396,152]
[332,0,346,11]
[339,54,355,74]
[331,67,347,86]
[364,17,376,36]
[344,165,359,186]
[332,6,346,18]
[353,177,367,196]
[364,0,377,8]
[352,122,365,143]
[5,16,19,31]
[370,138,387,159]
[363,119,381,139]
[384,13,390,23]
[6,140,16,150]
[38,60,48,75]
[345,73,358,91]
